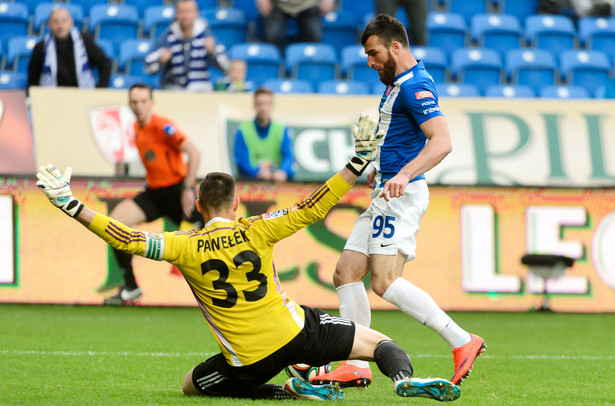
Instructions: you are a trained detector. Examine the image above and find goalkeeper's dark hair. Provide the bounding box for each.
[361,14,409,49]
[128,83,153,99]
[198,172,236,210]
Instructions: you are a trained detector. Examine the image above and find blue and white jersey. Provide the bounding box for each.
[374,61,443,188]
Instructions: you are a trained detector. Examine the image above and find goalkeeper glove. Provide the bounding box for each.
[36,164,84,218]
[346,112,385,176]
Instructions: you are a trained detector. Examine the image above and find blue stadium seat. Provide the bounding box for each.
[506,49,557,91]
[16,0,50,15]
[119,39,153,76]
[96,38,115,60]
[447,0,489,24]
[0,41,4,69]
[501,0,538,22]
[229,42,281,87]
[322,10,359,56]
[372,82,387,94]
[201,8,247,51]
[318,80,370,95]
[144,5,175,39]
[262,78,314,94]
[123,0,164,18]
[230,0,260,22]
[485,84,536,98]
[89,4,140,55]
[195,0,218,11]
[339,0,375,22]
[578,17,615,60]
[8,36,39,73]
[70,0,109,16]
[471,13,521,57]
[525,14,576,58]
[0,2,29,50]
[451,48,503,93]
[285,43,338,89]
[559,50,612,96]
[413,46,448,83]
[0,71,27,89]
[34,3,85,35]
[427,12,467,54]
[109,73,144,89]
[539,85,589,99]
[436,82,480,97]
[340,44,366,77]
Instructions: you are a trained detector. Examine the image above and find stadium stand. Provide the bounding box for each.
[119,39,152,76]
[229,42,282,87]
[89,4,140,55]
[413,46,448,83]
[578,16,615,60]
[262,78,314,94]
[448,0,489,23]
[559,49,612,96]
[485,84,536,98]
[285,43,338,89]
[322,10,359,56]
[501,0,538,22]
[317,79,370,95]
[427,12,467,55]
[143,5,174,39]
[471,13,522,57]
[0,2,29,51]
[7,36,38,73]
[506,48,557,92]
[200,7,247,51]
[436,82,481,97]
[540,85,590,99]
[451,47,503,93]
[0,70,27,89]
[34,3,85,35]
[525,14,576,58]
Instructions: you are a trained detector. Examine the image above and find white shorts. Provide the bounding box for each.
[344,179,429,262]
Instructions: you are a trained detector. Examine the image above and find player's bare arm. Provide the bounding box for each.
[379,115,452,201]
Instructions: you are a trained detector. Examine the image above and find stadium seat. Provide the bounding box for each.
[317,80,370,95]
[471,14,522,57]
[578,17,615,60]
[109,73,144,89]
[451,48,503,93]
[372,82,387,95]
[89,4,140,55]
[229,42,282,87]
[143,5,175,39]
[340,44,383,88]
[119,39,152,76]
[447,0,489,24]
[539,85,589,99]
[285,43,338,89]
[436,82,480,97]
[0,70,27,89]
[96,38,115,60]
[525,14,576,58]
[0,2,29,50]
[506,49,557,92]
[501,0,538,22]
[559,50,612,96]
[427,12,467,55]
[230,0,260,22]
[339,0,375,22]
[413,46,448,83]
[195,0,218,11]
[262,78,314,94]
[485,84,536,98]
[7,36,39,73]
[201,8,247,51]
[123,0,164,18]
[322,10,359,56]
[34,3,85,35]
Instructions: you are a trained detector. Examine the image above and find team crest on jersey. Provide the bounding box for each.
[263,209,288,220]
[163,124,176,136]
[415,91,433,99]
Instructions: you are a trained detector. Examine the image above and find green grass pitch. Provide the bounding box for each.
[1,304,613,405]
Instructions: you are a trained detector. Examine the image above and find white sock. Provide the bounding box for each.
[382,277,471,349]
[336,282,371,368]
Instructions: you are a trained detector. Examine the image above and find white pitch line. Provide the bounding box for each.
[1,349,613,361]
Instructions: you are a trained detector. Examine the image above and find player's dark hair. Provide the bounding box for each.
[199,172,236,210]
[254,86,274,98]
[128,83,153,99]
[361,14,410,49]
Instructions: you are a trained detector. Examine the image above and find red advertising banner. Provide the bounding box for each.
[0,91,35,175]
[1,177,614,312]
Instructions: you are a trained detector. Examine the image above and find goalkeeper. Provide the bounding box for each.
[37,114,460,402]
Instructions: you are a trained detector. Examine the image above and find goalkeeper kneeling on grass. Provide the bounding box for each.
[36,113,461,402]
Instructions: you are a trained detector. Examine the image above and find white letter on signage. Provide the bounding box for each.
[593,211,615,290]
[328,130,355,171]
[525,206,588,294]
[0,196,14,284]
[461,205,521,292]
[294,129,330,172]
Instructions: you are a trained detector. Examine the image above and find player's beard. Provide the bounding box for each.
[379,51,397,86]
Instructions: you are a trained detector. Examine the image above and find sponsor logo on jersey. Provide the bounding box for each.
[163,124,176,136]
[421,100,435,106]
[263,209,289,220]
[415,91,433,99]
[423,106,441,115]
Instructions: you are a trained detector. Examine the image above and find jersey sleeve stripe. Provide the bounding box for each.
[297,185,329,209]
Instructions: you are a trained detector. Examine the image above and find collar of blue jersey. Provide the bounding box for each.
[393,60,424,83]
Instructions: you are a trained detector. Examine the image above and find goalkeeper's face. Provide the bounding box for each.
[128,88,154,125]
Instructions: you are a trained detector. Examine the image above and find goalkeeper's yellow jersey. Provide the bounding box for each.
[88,174,352,367]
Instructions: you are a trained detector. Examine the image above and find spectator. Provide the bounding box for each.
[256,0,335,51]
[214,58,253,92]
[27,7,111,88]
[375,0,428,46]
[233,87,294,182]
[570,0,613,16]
[145,0,230,91]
